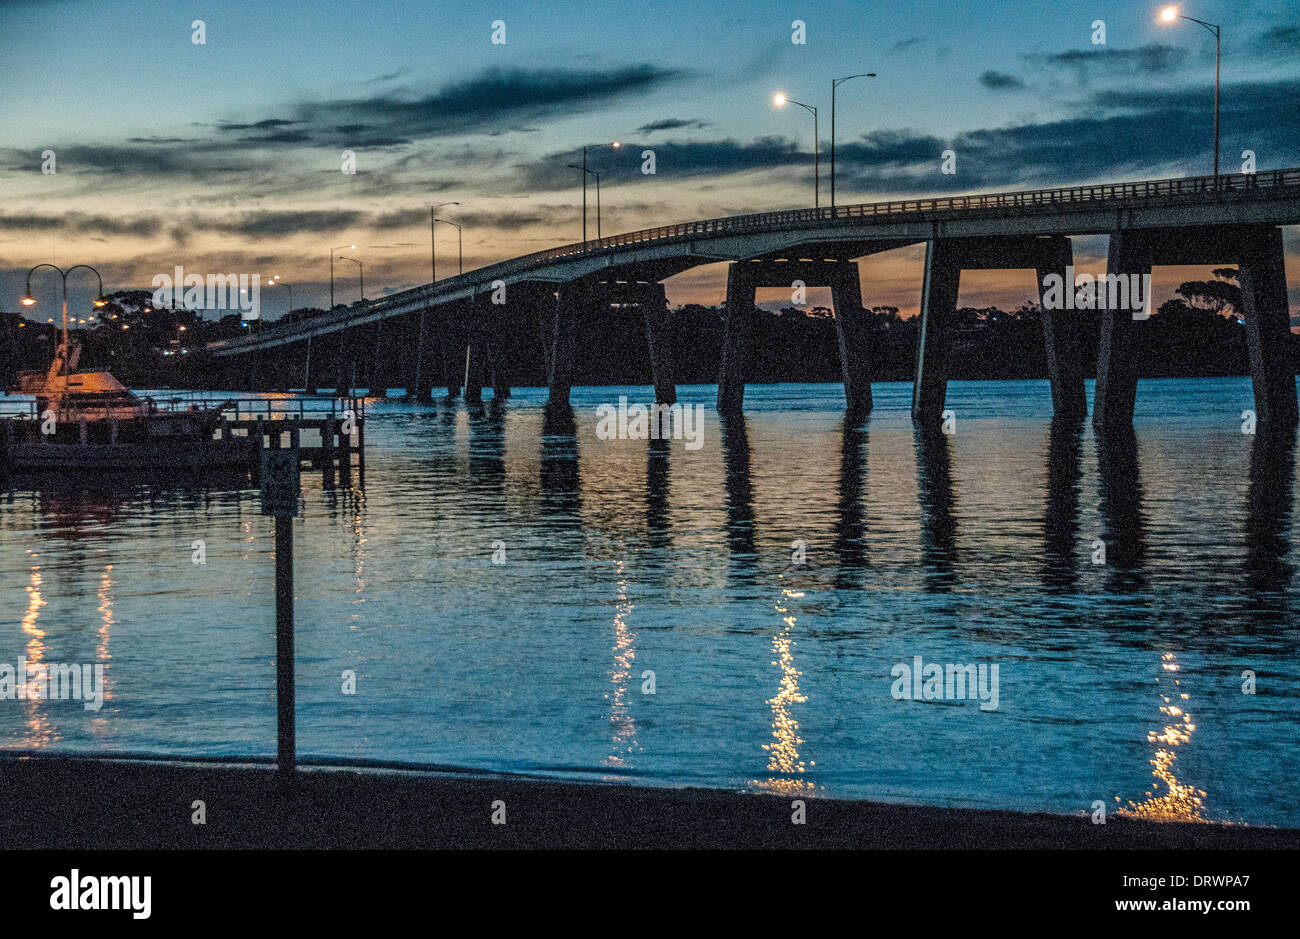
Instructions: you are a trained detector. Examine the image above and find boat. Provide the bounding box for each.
[1,337,259,474]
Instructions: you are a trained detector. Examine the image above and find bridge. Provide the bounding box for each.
[205,167,1300,432]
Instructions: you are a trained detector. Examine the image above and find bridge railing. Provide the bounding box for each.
[208,166,1300,351]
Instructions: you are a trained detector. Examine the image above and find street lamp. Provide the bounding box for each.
[329,244,355,310]
[1159,5,1220,180]
[338,256,364,301]
[432,219,463,275]
[430,202,459,283]
[21,263,107,383]
[774,93,820,207]
[567,164,605,238]
[579,141,620,242]
[831,72,876,208]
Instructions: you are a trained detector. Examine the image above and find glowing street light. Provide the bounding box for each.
[20,263,107,381]
[774,93,820,207]
[1158,5,1221,179]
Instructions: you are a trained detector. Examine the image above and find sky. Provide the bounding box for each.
[0,0,1297,319]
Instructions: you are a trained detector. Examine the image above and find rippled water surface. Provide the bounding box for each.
[2,378,1298,826]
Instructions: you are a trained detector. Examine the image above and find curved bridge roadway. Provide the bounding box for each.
[206,168,1300,432]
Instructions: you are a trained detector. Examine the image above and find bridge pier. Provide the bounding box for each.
[547,283,586,407]
[913,235,1085,427]
[912,240,962,427]
[830,262,871,414]
[1092,231,1148,434]
[717,263,759,416]
[642,283,677,405]
[1239,226,1297,429]
[1094,224,1296,434]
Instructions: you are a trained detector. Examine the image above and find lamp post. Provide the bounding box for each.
[432,219,463,275]
[579,142,620,242]
[329,244,355,311]
[567,164,604,238]
[831,72,876,208]
[337,257,364,301]
[1159,5,1220,180]
[430,202,459,283]
[20,263,107,383]
[774,93,820,207]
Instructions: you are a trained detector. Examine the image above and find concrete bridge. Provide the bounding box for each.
[205,167,1300,432]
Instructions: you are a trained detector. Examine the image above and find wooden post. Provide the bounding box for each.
[275,514,295,780]
[322,415,336,488]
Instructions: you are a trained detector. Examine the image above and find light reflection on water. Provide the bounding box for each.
[1,379,1298,826]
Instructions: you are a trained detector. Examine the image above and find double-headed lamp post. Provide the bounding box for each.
[774,93,820,207]
[1160,5,1221,180]
[580,142,620,242]
[329,244,355,310]
[831,72,876,208]
[20,263,107,380]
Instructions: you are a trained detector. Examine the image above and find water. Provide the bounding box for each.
[2,378,1298,827]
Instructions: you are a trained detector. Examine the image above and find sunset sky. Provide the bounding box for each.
[1,0,1297,319]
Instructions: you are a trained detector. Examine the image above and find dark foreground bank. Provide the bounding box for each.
[2,754,1296,850]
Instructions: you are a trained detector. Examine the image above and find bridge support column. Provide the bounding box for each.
[464,311,487,405]
[1093,231,1148,435]
[1239,226,1297,429]
[717,263,757,416]
[409,309,436,401]
[643,283,676,405]
[912,240,961,427]
[1036,236,1087,420]
[830,262,872,415]
[548,283,586,407]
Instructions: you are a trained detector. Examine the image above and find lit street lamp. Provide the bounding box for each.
[774,93,820,207]
[831,72,876,208]
[1159,5,1221,180]
[21,263,107,383]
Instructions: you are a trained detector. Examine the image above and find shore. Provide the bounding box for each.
[2,754,1296,850]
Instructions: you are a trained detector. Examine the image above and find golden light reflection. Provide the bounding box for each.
[604,559,640,768]
[1117,651,1210,823]
[19,553,55,747]
[754,576,816,795]
[91,565,115,733]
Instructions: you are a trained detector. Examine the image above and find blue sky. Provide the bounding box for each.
[1,0,1296,314]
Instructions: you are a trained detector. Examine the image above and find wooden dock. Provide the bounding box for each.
[0,394,365,486]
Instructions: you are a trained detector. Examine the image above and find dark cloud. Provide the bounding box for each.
[891,37,923,52]
[204,210,367,237]
[1025,44,1188,81]
[979,71,1026,90]
[1255,24,1300,55]
[0,212,161,237]
[833,77,1300,194]
[636,118,711,134]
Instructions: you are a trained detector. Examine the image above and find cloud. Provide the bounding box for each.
[636,118,711,134]
[1254,24,1300,56]
[1025,44,1189,82]
[832,76,1300,194]
[979,71,1026,91]
[513,136,804,190]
